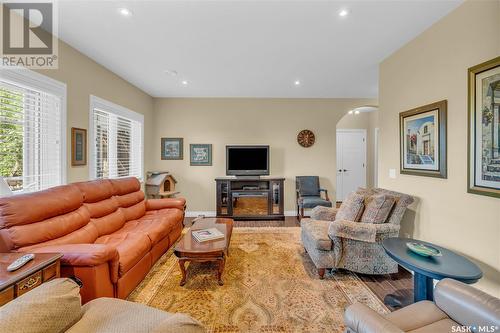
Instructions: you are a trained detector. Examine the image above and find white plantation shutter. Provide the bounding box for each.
[0,69,66,193]
[90,96,143,181]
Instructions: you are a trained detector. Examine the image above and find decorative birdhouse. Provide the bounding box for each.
[145,171,178,198]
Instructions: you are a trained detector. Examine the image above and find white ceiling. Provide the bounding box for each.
[57,1,462,98]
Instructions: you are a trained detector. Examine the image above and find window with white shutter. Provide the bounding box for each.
[90,96,143,181]
[0,69,66,193]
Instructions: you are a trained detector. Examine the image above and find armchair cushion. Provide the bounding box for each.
[336,192,365,221]
[298,196,332,209]
[0,278,82,333]
[328,219,400,243]
[310,206,338,221]
[360,194,396,224]
[300,219,332,251]
[344,302,403,333]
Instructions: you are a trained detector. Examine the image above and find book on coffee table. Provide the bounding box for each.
[192,228,224,242]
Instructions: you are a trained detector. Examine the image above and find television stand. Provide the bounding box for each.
[215,177,284,220]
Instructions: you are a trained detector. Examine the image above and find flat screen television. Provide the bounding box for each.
[226,145,269,176]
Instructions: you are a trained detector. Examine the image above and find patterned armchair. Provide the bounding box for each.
[296,176,332,221]
[300,188,414,278]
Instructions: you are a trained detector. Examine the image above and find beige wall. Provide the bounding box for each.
[36,40,154,183]
[152,98,376,213]
[379,0,500,296]
[336,110,379,188]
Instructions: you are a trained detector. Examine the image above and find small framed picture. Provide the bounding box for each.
[399,100,447,178]
[190,144,212,166]
[161,138,183,160]
[71,127,87,166]
[468,56,500,198]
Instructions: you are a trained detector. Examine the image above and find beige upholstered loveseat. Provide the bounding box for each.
[301,188,414,278]
[0,278,205,333]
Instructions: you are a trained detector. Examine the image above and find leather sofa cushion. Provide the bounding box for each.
[95,232,151,276]
[121,201,146,222]
[111,178,140,195]
[0,184,83,228]
[75,179,115,203]
[146,198,186,211]
[84,197,119,218]
[17,221,98,252]
[116,217,173,245]
[5,206,90,249]
[115,191,145,208]
[0,278,83,333]
[90,210,126,236]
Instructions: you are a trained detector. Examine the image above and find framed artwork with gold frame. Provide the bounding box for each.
[71,127,87,166]
[468,56,500,198]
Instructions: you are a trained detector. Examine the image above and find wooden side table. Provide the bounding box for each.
[0,253,63,306]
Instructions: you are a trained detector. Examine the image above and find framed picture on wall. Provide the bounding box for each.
[468,56,500,198]
[399,100,447,178]
[190,144,212,166]
[161,138,183,160]
[71,127,87,166]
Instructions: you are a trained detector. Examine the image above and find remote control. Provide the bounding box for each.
[7,254,35,272]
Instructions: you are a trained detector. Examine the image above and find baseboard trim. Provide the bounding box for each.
[185,211,216,218]
[186,211,298,218]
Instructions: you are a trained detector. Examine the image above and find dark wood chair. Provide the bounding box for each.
[296,176,332,221]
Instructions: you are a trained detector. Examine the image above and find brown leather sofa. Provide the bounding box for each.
[0,177,186,303]
[344,278,500,333]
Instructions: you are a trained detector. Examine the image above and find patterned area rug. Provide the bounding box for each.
[128,227,388,332]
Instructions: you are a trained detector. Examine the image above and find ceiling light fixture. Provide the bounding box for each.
[181,80,188,86]
[294,80,301,86]
[348,110,353,115]
[338,9,349,17]
[354,110,360,115]
[118,8,132,17]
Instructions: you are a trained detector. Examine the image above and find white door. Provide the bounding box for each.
[336,130,366,201]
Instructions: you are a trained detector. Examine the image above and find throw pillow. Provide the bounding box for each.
[360,194,396,224]
[336,192,365,221]
[0,278,82,333]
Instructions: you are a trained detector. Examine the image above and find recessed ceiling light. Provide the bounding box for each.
[294,80,301,86]
[181,80,188,86]
[354,110,360,115]
[348,110,353,115]
[118,8,132,17]
[164,69,178,76]
[338,9,349,17]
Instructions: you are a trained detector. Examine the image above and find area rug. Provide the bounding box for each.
[128,227,388,332]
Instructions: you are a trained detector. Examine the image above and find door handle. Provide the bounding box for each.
[338,169,342,172]
[343,169,348,172]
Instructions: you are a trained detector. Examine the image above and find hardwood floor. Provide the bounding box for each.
[183,215,413,311]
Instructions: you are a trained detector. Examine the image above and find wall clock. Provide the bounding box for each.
[297,129,315,147]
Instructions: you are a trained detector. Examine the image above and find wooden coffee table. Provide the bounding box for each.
[174,218,233,286]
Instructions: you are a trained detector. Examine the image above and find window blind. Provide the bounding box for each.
[92,106,143,180]
[0,79,63,192]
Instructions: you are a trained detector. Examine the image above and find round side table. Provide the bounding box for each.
[382,237,482,303]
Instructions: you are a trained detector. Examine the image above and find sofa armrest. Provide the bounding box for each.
[30,244,119,282]
[328,220,400,243]
[310,206,338,221]
[146,198,186,211]
[344,302,403,333]
[434,278,500,329]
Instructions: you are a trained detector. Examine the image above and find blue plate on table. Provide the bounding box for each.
[406,242,442,257]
